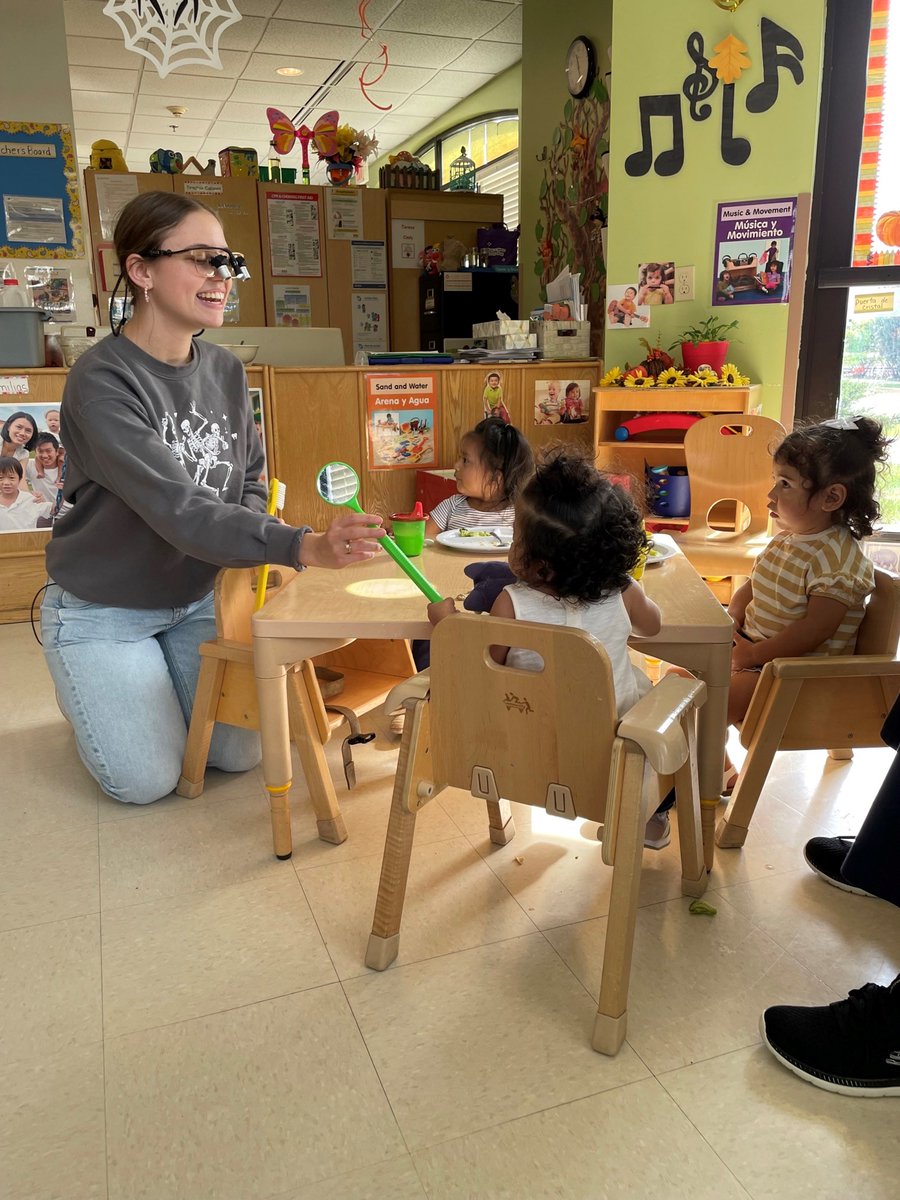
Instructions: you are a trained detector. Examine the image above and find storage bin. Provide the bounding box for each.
[0,308,49,368]
[531,319,591,360]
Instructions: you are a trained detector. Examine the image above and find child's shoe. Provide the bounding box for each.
[643,811,671,850]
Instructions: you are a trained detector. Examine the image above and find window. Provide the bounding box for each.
[416,113,519,212]
[797,0,900,531]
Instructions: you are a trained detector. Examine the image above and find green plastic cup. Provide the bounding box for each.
[391,515,426,558]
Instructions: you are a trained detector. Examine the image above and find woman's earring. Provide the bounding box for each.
[144,286,150,303]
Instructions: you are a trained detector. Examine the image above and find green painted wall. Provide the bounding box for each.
[519,0,613,319]
[605,0,827,416]
[371,64,522,178]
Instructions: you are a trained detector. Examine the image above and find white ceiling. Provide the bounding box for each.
[64,0,522,180]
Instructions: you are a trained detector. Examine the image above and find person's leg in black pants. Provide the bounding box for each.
[759,692,900,1096]
[804,691,900,905]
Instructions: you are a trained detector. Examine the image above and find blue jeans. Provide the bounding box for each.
[41,585,260,805]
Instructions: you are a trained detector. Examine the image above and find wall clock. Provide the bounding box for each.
[566,36,597,99]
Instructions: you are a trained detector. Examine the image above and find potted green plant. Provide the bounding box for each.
[670,315,739,375]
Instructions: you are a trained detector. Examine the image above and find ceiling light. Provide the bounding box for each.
[276,66,304,76]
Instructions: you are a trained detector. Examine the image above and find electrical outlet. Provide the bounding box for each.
[675,265,695,302]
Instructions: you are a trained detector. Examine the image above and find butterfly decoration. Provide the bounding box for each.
[266,108,339,173]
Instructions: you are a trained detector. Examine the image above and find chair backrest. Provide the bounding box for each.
[856,567,900,656]
[683,413,786,538]
[429,614,618,825]
[214,566,297,644]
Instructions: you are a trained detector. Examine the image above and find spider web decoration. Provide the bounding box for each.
[102,0,242,79]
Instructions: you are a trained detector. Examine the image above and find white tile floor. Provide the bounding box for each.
[3,618,899,1200]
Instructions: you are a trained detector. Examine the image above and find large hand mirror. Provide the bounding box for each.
[316,461,442,603]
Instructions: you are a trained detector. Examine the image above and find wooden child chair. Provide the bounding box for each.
[674,413,786,595]
[177,567,415,859]
[365,613,709,1056]
[717,567,900,850]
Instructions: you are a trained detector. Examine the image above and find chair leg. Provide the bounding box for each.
[828,748,853,760]
[716,678,801,849]
[287,670,347,848]
[673,713,708,897]
[486,798,516,845]
[367,700,432,971]
[177,655,226,798]
[593,747,646,1056]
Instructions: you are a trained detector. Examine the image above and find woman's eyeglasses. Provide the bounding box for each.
[142,246,251,280]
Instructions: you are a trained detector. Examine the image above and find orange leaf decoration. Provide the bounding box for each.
[708,34,752,85]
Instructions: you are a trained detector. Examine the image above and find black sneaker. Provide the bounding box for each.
[760,977,900,1096]
[804,836,874,897]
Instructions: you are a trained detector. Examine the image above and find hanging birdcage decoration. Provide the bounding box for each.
[448,145,476,192]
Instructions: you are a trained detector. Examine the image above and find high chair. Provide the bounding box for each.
[673,413,786,595]
[717,567,900,850]
[365,613,708,1056]
[177,567,415,859]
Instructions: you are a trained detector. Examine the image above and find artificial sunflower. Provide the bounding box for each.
[655,367,687,388]
[719,362,750,386]
[600,366,623,386]
[686,368,719,388]
[623,372,656,388]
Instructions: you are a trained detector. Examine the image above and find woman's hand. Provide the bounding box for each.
[427,598,458,625]
[298,512,384,569]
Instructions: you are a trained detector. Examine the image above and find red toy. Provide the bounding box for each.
[614,413,702,441]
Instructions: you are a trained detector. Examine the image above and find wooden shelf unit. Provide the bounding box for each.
[592,385,761,515]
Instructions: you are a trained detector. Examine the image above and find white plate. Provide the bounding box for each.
[645,539,678,565]
[436,527,513,553]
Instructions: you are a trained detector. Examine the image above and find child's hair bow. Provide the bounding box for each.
[821,417,859,431]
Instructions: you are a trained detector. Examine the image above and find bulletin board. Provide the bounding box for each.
[0,122,83,258]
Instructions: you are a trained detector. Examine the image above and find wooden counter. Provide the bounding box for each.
[0,360,599,623]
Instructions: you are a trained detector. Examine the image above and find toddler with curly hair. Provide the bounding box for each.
[428,443,660,716]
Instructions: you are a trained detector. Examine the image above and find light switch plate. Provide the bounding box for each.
[675,265,695,302]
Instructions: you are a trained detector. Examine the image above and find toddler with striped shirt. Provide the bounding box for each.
[725,416,891,787]
[424,417,533,538]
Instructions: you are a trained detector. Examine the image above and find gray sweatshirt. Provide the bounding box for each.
[47,333,303,608]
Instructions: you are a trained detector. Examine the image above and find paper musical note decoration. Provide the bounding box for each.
[266,109,339,160]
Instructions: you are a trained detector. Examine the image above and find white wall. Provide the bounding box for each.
[0,0,95,328]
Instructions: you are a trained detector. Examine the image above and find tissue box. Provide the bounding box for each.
[472,319,530,338]
[218,147,259,178]
[531,319,591,360]
[484,333,538,350]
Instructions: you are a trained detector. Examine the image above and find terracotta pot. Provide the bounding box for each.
[326,162,354,186]
[681,340,729,375]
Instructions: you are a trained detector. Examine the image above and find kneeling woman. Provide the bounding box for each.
[42,192,382,804]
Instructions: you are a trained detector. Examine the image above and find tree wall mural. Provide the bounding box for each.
[534,74,610,350]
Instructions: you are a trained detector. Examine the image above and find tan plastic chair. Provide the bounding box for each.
[674,413,786,590]
[364,613,709,1056]
[717,567,900,850]
[177,567,415,859]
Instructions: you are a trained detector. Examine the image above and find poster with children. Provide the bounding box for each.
[606,284,651,330]
[0,400,64,533]
[712,197,796,306]
[365,374,437,470]
[533,379,592,426]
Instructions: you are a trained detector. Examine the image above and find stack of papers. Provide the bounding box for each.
[544,267,587,322]
[457,346,542,362]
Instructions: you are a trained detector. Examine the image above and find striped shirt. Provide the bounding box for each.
[429,493,515,532]
[744,526,875,656]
